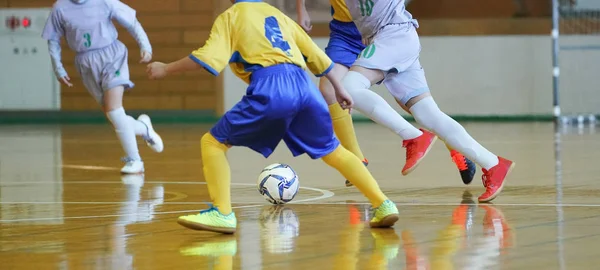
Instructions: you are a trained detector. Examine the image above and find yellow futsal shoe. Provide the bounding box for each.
[179,236,238,257]
[177,206,237,234]
[369,200,399,228]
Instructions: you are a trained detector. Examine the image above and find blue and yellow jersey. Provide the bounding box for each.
[330,0,352,22]
[190,0,333,84]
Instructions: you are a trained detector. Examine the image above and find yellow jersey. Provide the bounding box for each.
[330,0,352,22]
[190,0,333,84]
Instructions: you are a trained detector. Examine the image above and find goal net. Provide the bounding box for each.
[554,0,600,125]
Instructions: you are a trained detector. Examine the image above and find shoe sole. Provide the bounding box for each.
[369,214,399,228]
[138,114,164,153]
[120,170,144,175]
[478,162,516,203]
[177,219,236,234]
[402,135,438,176]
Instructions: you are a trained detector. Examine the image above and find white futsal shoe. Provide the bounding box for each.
[137,114,164,153]
[121,158,145,174]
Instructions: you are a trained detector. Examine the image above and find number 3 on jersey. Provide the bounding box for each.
[83,33,91,48]
[359,0,374,16]
[264,16,292,56]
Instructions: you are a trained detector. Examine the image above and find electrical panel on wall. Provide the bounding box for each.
[0,8,60,110]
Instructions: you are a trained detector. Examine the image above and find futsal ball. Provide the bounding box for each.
[257,163,299,204]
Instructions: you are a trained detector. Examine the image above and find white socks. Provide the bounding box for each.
[409,96,499,170]
[106,107,144,161]
[343,71,422,140]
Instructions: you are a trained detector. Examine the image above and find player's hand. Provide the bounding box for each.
[146,62,167,80]
[59,75,73,87]
[140,50,152,63]
[336,89,354,110]
[298,8,312,32]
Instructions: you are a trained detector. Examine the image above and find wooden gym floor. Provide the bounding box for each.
[0,122,599,269]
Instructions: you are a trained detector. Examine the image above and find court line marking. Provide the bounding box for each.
[0,182,334,223]
[4,201,600,207]
[61,164,119,171]
[4,201,600,223]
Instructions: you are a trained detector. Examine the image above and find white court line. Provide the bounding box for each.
[3,201,600,208]
[279,202,600,208]
[4,201,599,223]
[61,164,119,171]
[0,182,334,223]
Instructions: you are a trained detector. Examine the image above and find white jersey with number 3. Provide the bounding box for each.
[344,0,417,39]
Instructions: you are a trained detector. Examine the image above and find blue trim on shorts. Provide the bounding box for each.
[189,55,219,76]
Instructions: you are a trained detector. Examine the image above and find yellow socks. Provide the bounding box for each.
[329,103,366,161]
[200,133,232,215]
[321,146,387,206]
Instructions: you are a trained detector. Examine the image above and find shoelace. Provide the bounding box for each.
[199,203,218,214]
[121,157,143,165]
[451,153,468,170]
[121,157,134,164]
[481,170,492,187]
[403,140,415,158]
[200,207,218,214]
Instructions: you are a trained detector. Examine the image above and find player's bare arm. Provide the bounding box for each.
[296,0,312,32]
[146,57,202,80]
[325,64,354,109]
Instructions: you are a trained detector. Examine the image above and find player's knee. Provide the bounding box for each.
[201,132,229,150]
[342,71,371,95]
[201,132,215,147]
[105,107,126,128]
[320,144,343,165]
[409,97,444,131]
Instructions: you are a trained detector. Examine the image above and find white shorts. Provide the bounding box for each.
[75,40,134,105]
[354,23,430,105]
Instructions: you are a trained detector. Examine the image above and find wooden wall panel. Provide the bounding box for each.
[7,0,219,111]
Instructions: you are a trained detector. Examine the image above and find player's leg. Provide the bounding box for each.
[323,41,369,187]
[396,101,476,185]
[109,42,163,154]
[382,34,513,202]
[177,68,296,234]
[283,76,398,228]
[176,130,236,234]
[344,57,436,176]
[405,92,514,201]
[320,66,367,164]
[98,42,162,173]
[76,55,141,174]
[102,86,143,173]
[319,61,368,187]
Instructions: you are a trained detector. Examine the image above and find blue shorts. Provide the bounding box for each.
[325,20,366,68]
[210,64,340,159]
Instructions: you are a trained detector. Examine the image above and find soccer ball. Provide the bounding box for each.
[257,163,299,204]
